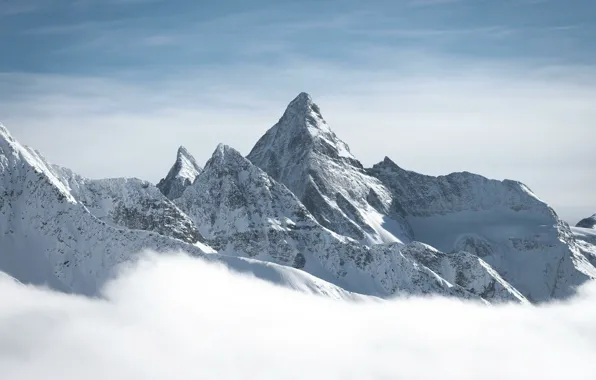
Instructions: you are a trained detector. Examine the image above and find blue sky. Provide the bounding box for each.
[3,0,595,75]
[1,0,595,222]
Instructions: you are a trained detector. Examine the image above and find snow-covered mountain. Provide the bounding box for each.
[157,146,202,200]
[1,91,594,304]
[0,124,369,300]
[246,92,595,302]
[174,143,525,302]
[0,124,212,294]
[247,93,412,246]
[576,214,596,229]
[369,157,596,302]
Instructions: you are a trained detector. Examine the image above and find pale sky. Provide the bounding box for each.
[1,0,595,224]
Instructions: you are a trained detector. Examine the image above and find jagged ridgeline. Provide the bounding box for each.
[1,92,595,303]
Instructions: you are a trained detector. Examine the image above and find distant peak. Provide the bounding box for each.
[291,92,313,106]
[247,92,360,169]
[204,143,254,174]
[172,145,200,172]
[211,143,245,164]
[382,156,396,166]
[214,143,228,155]
[157,145,202,199]
[282,92,322,120]
[576,214,596,229]
[177,145,191,158]
[371,156,402,171]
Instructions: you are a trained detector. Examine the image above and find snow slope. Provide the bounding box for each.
[175,144,525,302]
[247,93,412,245]
[369,157,596,302]
[157,146,202,200]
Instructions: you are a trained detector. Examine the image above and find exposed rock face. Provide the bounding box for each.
[368,157,596,302]
[247,93,412,245]
[157,146,202,200]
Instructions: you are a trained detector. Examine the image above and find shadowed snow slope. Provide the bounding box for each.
[247,92,412,245]
[369,157,596,302]
[2,253,596,380]
[175,144,525,302]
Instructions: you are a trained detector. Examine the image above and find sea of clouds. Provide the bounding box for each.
[1,252,595,379]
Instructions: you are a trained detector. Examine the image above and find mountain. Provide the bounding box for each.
[369,157,596,302]
[3,91,595,304]
[157,146,202,200]
[246,92,595,302]
[576,214,596,229]
[0,124,212,294]
[174,143,525,302]
[0,124,367,301]
[572,214,596,267]
[52,165,204,244]
[247,92,412,245]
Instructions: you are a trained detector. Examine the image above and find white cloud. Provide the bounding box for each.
[1,251,596,379]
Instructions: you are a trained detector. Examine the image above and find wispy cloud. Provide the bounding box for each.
[0,0,45,15]
[408,0,462,6]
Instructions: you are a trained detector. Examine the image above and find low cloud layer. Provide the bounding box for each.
[1,252,596,379]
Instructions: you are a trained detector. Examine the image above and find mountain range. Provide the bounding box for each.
[1,92,594,303]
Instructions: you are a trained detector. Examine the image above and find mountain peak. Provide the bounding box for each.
[248,93,357,173]
[577,214,596,229]
[286,92,313,110]
[176,145,192,159]
[279,92,326,130]
[207,143,248,170]
[247,94,413,245]
[157,145,202,200]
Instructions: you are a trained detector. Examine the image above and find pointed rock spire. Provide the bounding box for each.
[157,145,202,200]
